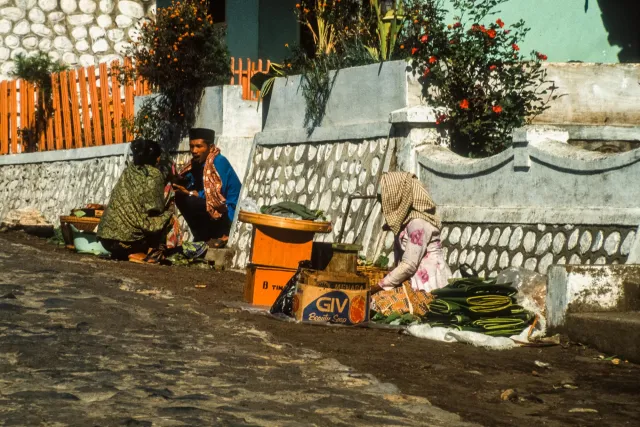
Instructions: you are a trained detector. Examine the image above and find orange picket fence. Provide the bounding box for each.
[230,57,271,101]
[0,56,269,155]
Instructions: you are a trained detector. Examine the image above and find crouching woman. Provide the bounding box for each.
[97,139,172,262]
[371,172,452,311]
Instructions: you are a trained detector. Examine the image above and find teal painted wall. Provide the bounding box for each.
[443,0,639,63]
[258,0,299,61]
[226,0,260,60]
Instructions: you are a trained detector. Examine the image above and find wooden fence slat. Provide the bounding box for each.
[51,73,64,150]
[9,80,18,154]
[237,58,244,99]
[230,57,235,85]
[124,58,134,141]
[37,88,45,150]
[99,62,113,145]
[87,66,103,146]
[77,67,92,147]
[68,70,83,148]
[0,81,7,155]
[110,61,123,144]
[19,81,27,151]
[59,71,74,149]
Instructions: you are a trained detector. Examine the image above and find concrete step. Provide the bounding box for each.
[565,311,640,363]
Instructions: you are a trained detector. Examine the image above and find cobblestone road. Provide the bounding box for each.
[0,238,475,426]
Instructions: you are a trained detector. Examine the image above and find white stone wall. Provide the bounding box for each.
[0,0,156,79]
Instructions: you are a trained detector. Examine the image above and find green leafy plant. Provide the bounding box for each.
[367,0,405,61]
[127,0,231,144]
[400,0,560,157]
[10,52,68,152]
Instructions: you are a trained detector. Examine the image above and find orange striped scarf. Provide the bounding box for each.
[180,148,227,220]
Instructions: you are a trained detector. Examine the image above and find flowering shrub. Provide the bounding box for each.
[400,0,559,157]
[128,0,231,143]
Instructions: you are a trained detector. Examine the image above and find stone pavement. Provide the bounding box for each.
[0,238,476,427]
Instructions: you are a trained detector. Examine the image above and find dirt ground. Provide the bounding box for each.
[4,230,640,427]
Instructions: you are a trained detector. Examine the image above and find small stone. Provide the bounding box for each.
[569,254,581,264]
[498,227,512,247]
[537,224,546,232]
[48,51,59,61]
[440,226,449,242]
[460,226,472,249]
[107,28,124,42]
[12,19,30,35]
[478,229,491,246]
[28,7,46,24]
[509,227,524,251]
[591,231,604,252]
[552,233,566,255]
[99,0,114,14]
[459,249,467,265]
[535,233,552,255]
[0,60,15,75]
[114,41,130,54]
[54,36,73,51]
[4,34,19,48]
[579,231,593,255]
[524,258,538,272]
[1,8,25,22]
[500,389,518,401]
[475,252,486,271]
[487,249,498,271]
[39,0,57,11]
[0,19,11,34]
[489,228,501,246]
[594,256,606,265]
[38,37,52,51]
[568,408,598,414]
[89,26,106,40]
[567,229,580,250]
[621,231,636,256]
[92,38,109,52]
[448,227,462,245]
[128,27,141,42]
[97,14,112,28]
[68,14,95,26]
[449,249,459,266]
[48,11,65,23]
[466,250,476,266]
[470,227,482,247]
[499,251,510,269]
[22,36,38,49]
[31,23,51,36]
[72,26,88,40]
[538,253,554,275]
[61,0,77,14]
[115,15,133,28]
[0,47,10,61]
[75,39,89,51]
[511,252,524,268]
[556,256,566,265]
[79,0,97,13]
[118,1,145,19]
[54,24,67,35]
[62,52,78,64]
[604,232,621,256]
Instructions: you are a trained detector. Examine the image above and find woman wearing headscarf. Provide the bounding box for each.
[372,171,452,294]
[97,139,173,262]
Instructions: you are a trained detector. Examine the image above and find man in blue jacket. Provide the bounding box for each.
[173,128,241,247]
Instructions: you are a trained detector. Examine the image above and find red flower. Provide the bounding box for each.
[420,34,428,43]
[429,55,437,64]
[459,99,470,109]
[453,22,462,28]
[435,114,447,125]
[512,43,520,51]
[496,19,505,28]
[492,105,503,114]
[489,65,497,71]
[487,29,497,39]
[537,52,548,61]
[423,67,430,76]
[411,47,419,55]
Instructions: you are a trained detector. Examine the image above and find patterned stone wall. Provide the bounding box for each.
[438,223,637,278]
[0,0,155,78]
[0,151,127,224]
[229,138,395,269]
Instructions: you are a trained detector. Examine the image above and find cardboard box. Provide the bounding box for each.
[300,270,368,291]
[245,264,297,307]
[293,283,370,326]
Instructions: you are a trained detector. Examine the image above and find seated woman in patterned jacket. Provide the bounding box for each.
[97,139,173,263]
